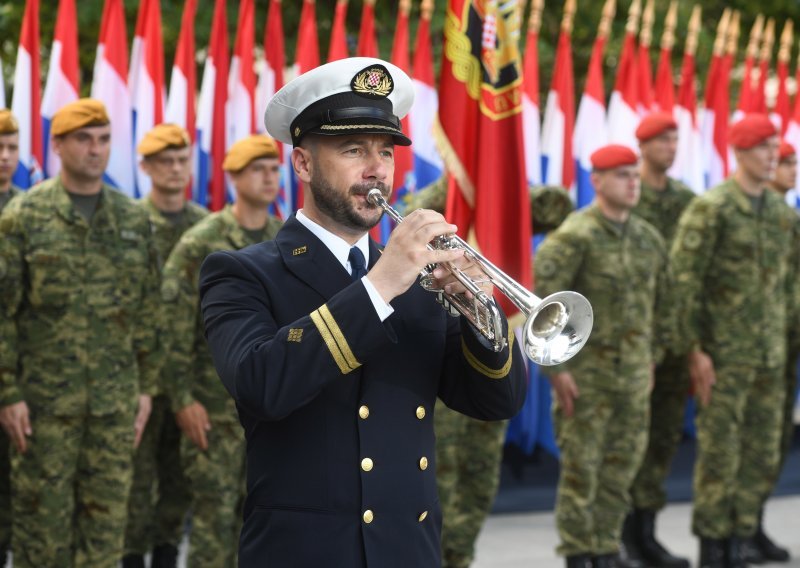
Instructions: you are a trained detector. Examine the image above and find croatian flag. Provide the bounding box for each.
[784,70,800,203]
[541,25,575,191]
[573,33,609,208]
[196,0,229,210]
[228,0,257,149]
[91,0,134,193]
[700,11,730,190]
[257,0,292,219]
[129,0,165,197]
[607,31,640,150]
[11,0,43,188]
[328,0,349,62]
[41,0,79,179]
[410,1,443,193]
[670,47,704,192]
[165,0,196,199]
[390,1,413,199]
[521,6,542,186]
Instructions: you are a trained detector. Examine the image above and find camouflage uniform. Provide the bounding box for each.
[161,205,282,567]
[670,178,796,539]
[0,177,160,567]
[535,205,672,557]
[629,178,695,512]
[124,197,207,556]
[0,183,21,556]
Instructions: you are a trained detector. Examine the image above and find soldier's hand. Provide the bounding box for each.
[0,401,32,453]
[688,350,716,407]
[133,395,152,449]
[176,402,211,451]
[368,209,464,303]
[548,372,579,417]
[431,253,494,299]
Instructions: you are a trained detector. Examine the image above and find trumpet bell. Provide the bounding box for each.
[523,291,594,366]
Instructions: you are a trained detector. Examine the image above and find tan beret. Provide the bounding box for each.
[138,123,191,156]
[51,98,110,137]
[222,135,280,172]
[0,109,19,134]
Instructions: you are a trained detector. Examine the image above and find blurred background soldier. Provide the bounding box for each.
[161,134,282,567]
[624,112,695,568]
[0,99,159,567]
[123,124,208,568]
[535,145,672,568]
[670,114,795,568]
[0,108,21,561]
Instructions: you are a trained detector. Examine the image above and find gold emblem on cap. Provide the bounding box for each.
[352,66,393,98]
[294,126,301,137]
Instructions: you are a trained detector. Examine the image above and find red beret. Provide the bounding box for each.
[779,140,796,160]
[635,112,677,142]
[590,144,638,170]
[729,114,778,149]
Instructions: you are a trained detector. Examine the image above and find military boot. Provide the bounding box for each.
[593,552,643,568]
[121,554,146,568]
[621,513,645,565]
[753,509,790,562]
[634,508,690,568]
[152,543,179,568]
[566,554,593,568]
[740,537,765,565]
[698,538,726,568]
[726,536,747,568]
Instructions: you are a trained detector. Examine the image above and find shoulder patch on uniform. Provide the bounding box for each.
[537,258,557,278]
[161,279,180,302]
[681,229,703,250]
[287,328,303,342]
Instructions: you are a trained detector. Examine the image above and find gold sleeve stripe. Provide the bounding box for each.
[461,332,514,380]
[318,305,361,371]
[310,309,352,374]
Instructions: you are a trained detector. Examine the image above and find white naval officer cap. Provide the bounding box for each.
[264,57,414,147]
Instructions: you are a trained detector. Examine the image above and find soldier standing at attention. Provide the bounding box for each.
[123,124,208,568]
[0,99,159,567]
[161,134,283,567]
[736,139,798,565]
[671,114,796,568]
[624,112,695,568]
[0,108,22,562]
[535,145,672,568]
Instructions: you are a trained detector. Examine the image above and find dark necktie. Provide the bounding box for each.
[348,246,368,280]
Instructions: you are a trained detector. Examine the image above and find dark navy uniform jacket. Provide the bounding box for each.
[199,215,527,567]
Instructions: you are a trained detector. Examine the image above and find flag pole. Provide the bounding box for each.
[684,5,701,57]
[598,0,616,40]
[659,1,677,52]
[527,0,544,36]
[562,0,576,35]
[640,0,654,51]
[778,20,793,67]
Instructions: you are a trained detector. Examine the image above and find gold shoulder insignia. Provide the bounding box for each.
[293,246,307,256]
[288,328,303,342]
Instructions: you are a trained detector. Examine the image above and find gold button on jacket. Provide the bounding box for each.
[419,457,428,471]
[363,510,374,524]
[418,511,428,522]
[359,405,369,419]
[415,406,426,419]
[361,458,374,472]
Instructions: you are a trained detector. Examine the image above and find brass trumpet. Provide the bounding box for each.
[367,189,593,366]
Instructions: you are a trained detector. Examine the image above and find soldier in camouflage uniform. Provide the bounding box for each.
[406,178,574,568]
[670,115,796,568]
[0,99,159,567]
[535,145,672,568]
[162,134,283,567]
[624,113,695,568]
[123,124,208,568]
[0,108,22,561]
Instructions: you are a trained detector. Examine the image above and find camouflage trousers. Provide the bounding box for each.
[761,354,799,505]
[692,364,785,539]
[1,432,9,553]
[182,419,246,568]
[554,381,650,557]
[434,399,507,568]
[630,352,691,511]
[124,395,190,554]
[10,411,135,568]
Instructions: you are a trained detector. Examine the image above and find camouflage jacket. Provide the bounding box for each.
[0,177,161,415]
[534,205,672,390]
[632,177,695,247]
[670,178,798,368]
[137,196,208,269]
[0,184,21,214]
[161,205,282,420]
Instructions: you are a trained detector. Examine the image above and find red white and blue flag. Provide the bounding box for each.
[357,0,378,58]
[196,0,229,210]
[228,0,257,147]
[129,0,166,197]
[390,1,414,200]
[670,43,704,192]
[41,0,79,179]
[328,0,349,62]
[701,14,731,190]
[521,6,542,186]
[607,29,640,150]
[11,0,44,188]
[410,1,443,193]
[92,0,134,193]
[573,32,609,207]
